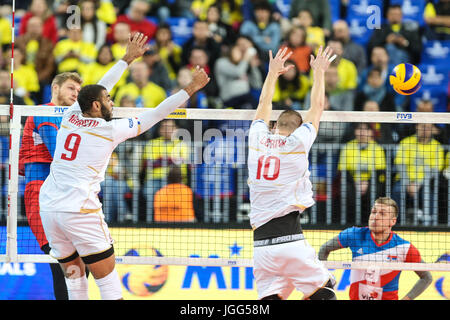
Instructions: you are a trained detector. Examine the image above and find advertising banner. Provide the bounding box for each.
[0,227,449,300]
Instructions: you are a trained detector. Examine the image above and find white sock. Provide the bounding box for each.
[65,276,89,300]
[94,269,123,300]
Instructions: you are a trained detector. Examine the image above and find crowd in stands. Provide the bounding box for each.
[0,0,449,225]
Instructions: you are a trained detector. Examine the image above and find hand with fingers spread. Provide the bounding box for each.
[310,46,336,73]
[268,47,295,77]
[122,32,150,65]
[184,66,211,97]
[302,45,336,130]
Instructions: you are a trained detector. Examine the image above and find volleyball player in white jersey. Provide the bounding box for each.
[39,33,210,300]
[248,46,337,300]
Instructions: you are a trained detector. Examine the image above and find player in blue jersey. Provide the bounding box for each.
[319,197,432,300]
[19,72,83,299]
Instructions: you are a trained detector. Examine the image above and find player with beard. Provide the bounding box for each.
[19,71,83,300]
[38,32,210,300]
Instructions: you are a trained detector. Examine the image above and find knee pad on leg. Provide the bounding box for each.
[94,269,123,300]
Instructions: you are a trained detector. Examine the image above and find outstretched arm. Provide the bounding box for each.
[66,33,149,115]
[137,66,210,133]
[318,235,342,261]
[402,269,432,300]
[98,32,149,92]
[303,46,336,131]
[253,47,294,125]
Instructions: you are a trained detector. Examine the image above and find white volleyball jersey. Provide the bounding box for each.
[247,120,317,229]
[39,103,140,213]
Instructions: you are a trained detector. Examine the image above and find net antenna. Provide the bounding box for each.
[6,0,19,263]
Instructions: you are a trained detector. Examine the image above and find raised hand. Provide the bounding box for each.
[122,32,150,65]
[268,47,295,77]
[184,66,211,97]
[310,46,336,73]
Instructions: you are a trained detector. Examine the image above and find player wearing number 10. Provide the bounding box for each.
[39,33,210,300]
[248,46,337,300]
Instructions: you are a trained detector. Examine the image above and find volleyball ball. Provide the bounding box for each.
[118,248,169,297]
[389,63,422,95]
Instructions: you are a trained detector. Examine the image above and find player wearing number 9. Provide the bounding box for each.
[38,32,210,300]
[248,46,337,300]
[19,72,83,300]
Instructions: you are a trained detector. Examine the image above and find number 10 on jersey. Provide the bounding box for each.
[256,155,280,180]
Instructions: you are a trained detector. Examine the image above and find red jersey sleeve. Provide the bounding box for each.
[405,243,422,263]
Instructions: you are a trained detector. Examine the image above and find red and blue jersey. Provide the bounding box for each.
[19,103,61,183]
[338,227,422,300]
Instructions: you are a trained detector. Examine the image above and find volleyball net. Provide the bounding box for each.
[1,105,450,271]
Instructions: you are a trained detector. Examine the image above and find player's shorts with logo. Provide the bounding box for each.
[253,237,332,299]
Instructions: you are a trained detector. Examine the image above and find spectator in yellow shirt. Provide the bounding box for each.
[80,44,127,96]
[154,166,195,222]
[191,0,243,26]
[5,46,40,105]
[110,22,130,61]
[15,15,55,103]
[424,0,450,40]
[327,38,358,91]
[154,23,183,81]
[338,123,386,222]
[114,60,167,109]
[141,119,189,222]
[305,64,355,111]
[96,0,117,25]
[272,60,310,110]
[0,15,11,47]
[284,9,325,51]
[393,123,445,224]
[53,27,98,73]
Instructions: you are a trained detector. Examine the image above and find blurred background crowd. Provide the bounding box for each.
[0,0,449,226]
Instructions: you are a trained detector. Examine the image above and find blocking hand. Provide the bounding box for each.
[310,46,335,73]
[184,66,211,97]
[268,47,294,77]
[122,32,150,65]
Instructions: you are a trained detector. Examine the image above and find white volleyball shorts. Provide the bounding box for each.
[40,210,114,263]
[253,239,332,299]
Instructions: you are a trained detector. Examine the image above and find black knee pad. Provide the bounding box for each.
[308,279,337,300]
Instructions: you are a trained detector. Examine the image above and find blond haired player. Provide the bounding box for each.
[39,33,210,300]
[248,46,337,300]
[318,197,432,300]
